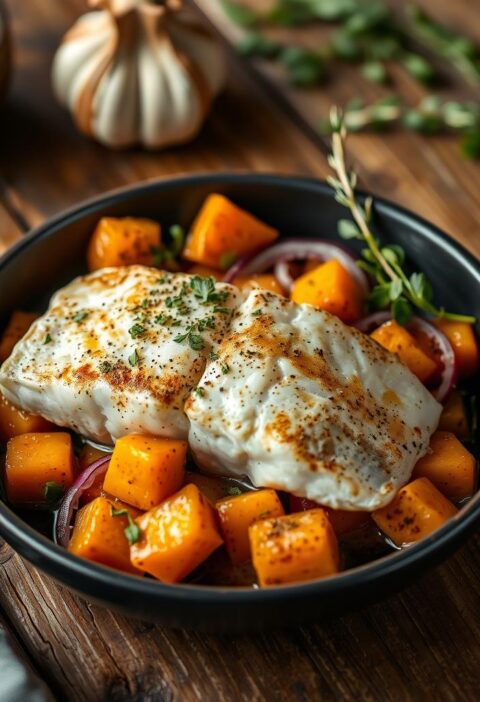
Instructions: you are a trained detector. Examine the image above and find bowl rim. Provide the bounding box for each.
[0,171,479,605]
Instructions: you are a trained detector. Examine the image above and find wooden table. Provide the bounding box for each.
[0,1,479,699]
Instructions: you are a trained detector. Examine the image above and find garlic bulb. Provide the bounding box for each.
[52,0,225,149]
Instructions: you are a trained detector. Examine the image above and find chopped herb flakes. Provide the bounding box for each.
[221,363,230,375]
[209,352,220,361]
[191,276,229,305]
[155,313,171,325]
[128,323,146,339]
[111,506,141,545]
[73,311,88,323]
[174,327,205,351]
[252,309,263,317]
[128,349,140,367]
[194,387,206,397]
[226,486,242,497]
[43,333,52,345]
[99,361,113,373]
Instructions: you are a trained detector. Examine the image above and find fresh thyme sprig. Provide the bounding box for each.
[320,97,480,159]
[327,106,476,325]
[408,5,480,87]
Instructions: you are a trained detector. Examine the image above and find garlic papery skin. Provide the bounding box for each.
[52,0,225,149]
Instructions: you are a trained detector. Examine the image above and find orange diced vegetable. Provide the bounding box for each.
[5,432,75,504]
[288,495,369,537]
[78,444,111,505]
[183,194,278,269]
[370,320,437,383]
[249,509,339,586]
[303,259,321,274]
[434,320,479,378]
[0,310,38,361]
[187,264,223,280]
[216,489,285,565]
[438,391,469,439]
[68,496,143,575]
[183,471,244,505]
[129,483,223,582]
[87,217,161,271]
[234,274,284,296]
[372,477,457,546]
[413,431,476,502]
[290,259,363,324]
[104,435,187,510]
[0,393,54,443]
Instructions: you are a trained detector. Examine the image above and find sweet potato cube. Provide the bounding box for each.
[0,393,54,443]
[413,431,476,501]
[129,484,223,582]
[434,320,479,378]
[290,259,363,324]
[68,496,143,575]
[372,477,458,546]
[438,392,469,439]
[104,435,187,511]
[249,509,339,586]
[87,216,161,271]
[370,320,437,383]
[288,495,369,537]
[183,194,278,269]
[0,310,38,361]
[5,432,75,504]
[216,489,285,565]
[234,274,284,296]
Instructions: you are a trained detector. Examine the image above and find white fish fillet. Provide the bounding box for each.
[186,289,442,510]
[0,267,241,444]
[0,269,441,509]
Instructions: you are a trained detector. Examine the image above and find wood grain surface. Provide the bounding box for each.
[0,1,479,700]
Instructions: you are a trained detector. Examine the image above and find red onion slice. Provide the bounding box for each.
[223,239,369,295]
[56,455,111,547]
[355,313,456,402]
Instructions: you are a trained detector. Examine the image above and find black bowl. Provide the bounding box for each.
[0,173,479,632]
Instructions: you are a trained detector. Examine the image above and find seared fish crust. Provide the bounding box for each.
[186,289,442,510]
[0,267,241,444]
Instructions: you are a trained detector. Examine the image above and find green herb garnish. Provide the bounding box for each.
[191,276,229,305]
[194,387,206,397]
[43,333,52,345]
[73,311,88,323]
[251,309,263,317]
[221,363,230,375]
[44,481,64,505]
[128,323,146,339]
[327,106,476,325]
[111,506,141,545]
[209,352,220,361]
[99,361,112,373]
[168,225,185,258]
[128,349,140,366]
[408,5,480,87]
[174,326,205,351]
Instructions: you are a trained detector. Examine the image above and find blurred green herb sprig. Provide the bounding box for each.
[326,106,476,325]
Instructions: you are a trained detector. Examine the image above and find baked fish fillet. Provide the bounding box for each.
[186,289,442,510]
[0,267,241,444]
